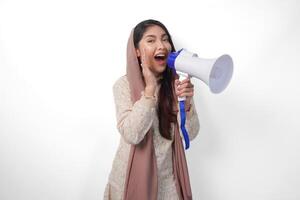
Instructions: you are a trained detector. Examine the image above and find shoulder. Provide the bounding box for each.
[113,75,129,93]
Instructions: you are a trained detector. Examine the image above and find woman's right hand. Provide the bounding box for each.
[140,48,157,96]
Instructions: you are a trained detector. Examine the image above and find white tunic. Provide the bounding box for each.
[103,75,200,200]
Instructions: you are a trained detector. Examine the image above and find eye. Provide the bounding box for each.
[162,37,169,42]
[147,39,154,43]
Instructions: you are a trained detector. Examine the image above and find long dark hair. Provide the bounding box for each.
[133,19,177,140]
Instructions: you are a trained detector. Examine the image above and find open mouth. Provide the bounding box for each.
[154,53,167,63]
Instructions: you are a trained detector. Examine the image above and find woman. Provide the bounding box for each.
[104,19,200,200]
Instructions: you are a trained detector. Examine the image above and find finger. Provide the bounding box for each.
[181,82,193,88]
[142,48,146,62]
[175,79,180,87]
[178,87,194,94]
[177,86,193,94]
[175,86,180,95]
[141,49,149,71]
[141,48,150,67]
[178,91,194,97]
[178,83,194,90]
[179,77,191,85]
[140,48,145,66]
[175,84,186,92]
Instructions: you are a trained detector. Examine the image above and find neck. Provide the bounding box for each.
[156,74,163,83]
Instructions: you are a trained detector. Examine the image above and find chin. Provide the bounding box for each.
[157,64,167,71]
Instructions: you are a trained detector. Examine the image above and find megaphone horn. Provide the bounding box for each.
[167,48,234,94]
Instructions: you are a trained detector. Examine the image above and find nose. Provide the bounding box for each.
[156,40,167,50]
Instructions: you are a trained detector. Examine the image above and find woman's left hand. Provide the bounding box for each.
[175,76,194,108]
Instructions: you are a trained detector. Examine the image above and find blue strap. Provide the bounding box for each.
[179,100,190,150]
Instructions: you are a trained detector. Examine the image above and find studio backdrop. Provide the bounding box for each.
[0,0,299,199]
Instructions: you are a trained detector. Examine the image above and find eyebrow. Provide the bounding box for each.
[144,33,168,39]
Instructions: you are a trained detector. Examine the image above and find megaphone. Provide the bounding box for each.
[167,49,233,150]
[167,48,233,96]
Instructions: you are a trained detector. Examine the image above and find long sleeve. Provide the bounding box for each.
[113,76,156,145]
[177,97,200,141]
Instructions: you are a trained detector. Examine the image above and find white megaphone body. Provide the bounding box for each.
[167,49,233,100]
[167,49,233,150]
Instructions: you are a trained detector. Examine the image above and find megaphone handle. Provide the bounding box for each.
[177,71,189,101]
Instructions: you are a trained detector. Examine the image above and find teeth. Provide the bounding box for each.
[155,53,166,58]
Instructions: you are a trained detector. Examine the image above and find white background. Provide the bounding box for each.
[1,0,300,199]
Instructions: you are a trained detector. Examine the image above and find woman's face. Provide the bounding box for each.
[136,25,172,77]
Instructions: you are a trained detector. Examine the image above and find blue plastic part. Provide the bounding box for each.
[179,100,190,150]
[167,49,183,70]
